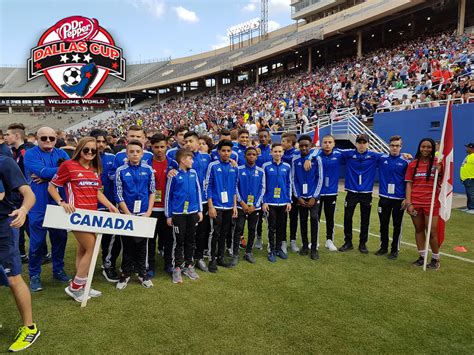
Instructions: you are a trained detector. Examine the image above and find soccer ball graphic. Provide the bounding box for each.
[63,67,82,86]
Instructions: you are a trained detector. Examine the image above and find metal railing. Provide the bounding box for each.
[375,97,465,113]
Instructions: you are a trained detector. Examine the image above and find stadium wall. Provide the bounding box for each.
[373,103,474,194]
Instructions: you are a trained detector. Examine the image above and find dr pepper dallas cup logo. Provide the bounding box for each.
[27,16,126,103]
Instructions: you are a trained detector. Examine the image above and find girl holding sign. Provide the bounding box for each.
[48,137,118,303]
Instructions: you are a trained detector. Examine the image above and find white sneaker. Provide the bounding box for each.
[325,239,338,251]
[138,276,154,288]
[116,276,130,290]
[227,247,233,256]
[64,286,91,303]
[466,209,474,214]
[88,288,102,298]
[255,236,263,250]
[281,241,288,254]
[290,240,299,252]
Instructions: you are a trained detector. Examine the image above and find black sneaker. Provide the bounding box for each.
[102,267,119,283]
[41,253,52,265]
[208,259,218,273]
[229,255,239,267]
[375,248,388,256]
[196,258,208,272]
[358,244,369,254]
[244,253,256,264]
[338,243,354,252]
[299,246,309,256]
[388,251,398,260]
[310,249,319,260]
[427,258,440,270]
[217,257,232,268]
[412,256,424,266]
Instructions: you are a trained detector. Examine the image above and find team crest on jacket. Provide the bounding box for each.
[27,16,126,98]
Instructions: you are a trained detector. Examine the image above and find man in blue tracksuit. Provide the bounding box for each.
[338,134,384,254]
[165,149,203,283]
[115,140,156,289]
[205,140,238,272]
[292,135,323,260]
[255,129,272,249]
[263,143,292,262]
[90,129,120,282]
[234,147,265,264]
[23,127,70,292]
[318,135,344,252]
[376,135,408,259]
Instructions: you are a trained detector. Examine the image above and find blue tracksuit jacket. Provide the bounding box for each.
[339,149,383,193]
[165,168,202,217]
[256,144,272,167]
[232,144,247,166]
[111,149,153,179]
[263,161,292,205]
[23,146,69,213]
[211,148,238,162]
[205,160,238,209]
[292,154,323,199]
[115,162,155,215]
[377,154,408,199]
[99,152,115,209]
[319,150,345,196]
[236,164,265,210]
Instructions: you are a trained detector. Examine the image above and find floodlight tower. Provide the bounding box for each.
[260,0,268,39]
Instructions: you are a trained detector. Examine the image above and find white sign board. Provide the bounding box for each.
[43,205,156,238]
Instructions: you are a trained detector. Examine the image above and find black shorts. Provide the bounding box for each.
[0,218,22,277]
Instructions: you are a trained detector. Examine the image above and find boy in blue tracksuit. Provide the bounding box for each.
[263,143,292,262]
[318,135,344,251]
[166,125,188,168]
[292,135,323,260]
[115,140,156,290]
[376,135,408,259]
[90,129,121,283]
[205,140,238,272]
[281,132,300,253]
[211,129,239,162]
[23,127,70,292]
[234,147,265,264]
[337,134,384,254]
[183,132,211,272]
[232,129,249,166]
[255,129,272,249]
[165,149,203,284]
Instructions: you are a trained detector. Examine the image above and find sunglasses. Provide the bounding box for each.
[82,148,97,155]
[40,136,56,142]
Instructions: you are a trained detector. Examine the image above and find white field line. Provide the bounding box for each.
[322,220,474,264]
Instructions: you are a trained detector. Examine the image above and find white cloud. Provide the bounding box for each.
[242,3,256,12]
[269,0,290,14]
[211,34,229,50]
[174,6,199,23]
[268,20,281,32]
[130,0,166,18]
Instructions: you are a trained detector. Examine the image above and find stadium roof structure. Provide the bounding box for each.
[0,0,436,97]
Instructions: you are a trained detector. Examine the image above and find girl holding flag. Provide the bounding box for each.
[404,138,443,270]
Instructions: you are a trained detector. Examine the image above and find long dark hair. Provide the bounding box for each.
[413,137,436,181]
[71,137,102,174]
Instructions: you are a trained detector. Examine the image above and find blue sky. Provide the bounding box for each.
[0,0,293,66]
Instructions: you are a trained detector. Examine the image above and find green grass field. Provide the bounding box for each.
[1,193,473,354]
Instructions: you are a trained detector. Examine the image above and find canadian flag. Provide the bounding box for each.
[313,124,320,146]
[437,102,454,246]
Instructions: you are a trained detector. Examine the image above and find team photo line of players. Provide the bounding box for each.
[1,123,443,350]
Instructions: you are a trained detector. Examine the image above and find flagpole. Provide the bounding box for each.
[422,97,451,271]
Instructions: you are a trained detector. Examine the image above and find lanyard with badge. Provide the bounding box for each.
[302,157,311,195]
[183,170,190,213]
[246,166,256,206]
[387,156,397,195]
[154,160,165,203]
[221,164,230,204]
[274,164,281,199]
[131,167,142,214]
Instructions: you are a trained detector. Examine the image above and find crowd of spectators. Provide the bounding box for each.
[68,30,472,139]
